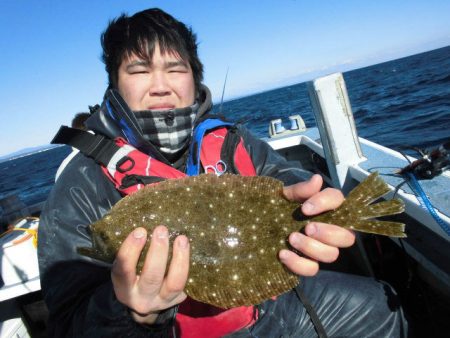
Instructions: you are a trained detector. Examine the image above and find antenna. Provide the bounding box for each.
[219,67,229,113]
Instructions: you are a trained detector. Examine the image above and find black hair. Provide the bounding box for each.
[101,8,203,91]
[71,112,90,130]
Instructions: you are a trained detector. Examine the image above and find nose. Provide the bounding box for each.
[149,71,171,96]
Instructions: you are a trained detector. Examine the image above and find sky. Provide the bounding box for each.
[1,0,450,157]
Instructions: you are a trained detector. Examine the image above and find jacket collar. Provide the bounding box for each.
[84,85,213,163]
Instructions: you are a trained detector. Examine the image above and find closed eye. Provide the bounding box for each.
[166,60,189,73]
[169,68,188,73]
[126,60,150,74]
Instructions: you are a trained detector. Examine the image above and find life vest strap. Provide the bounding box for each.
[187,119,233,176]
[51,126,119,167]
[120,174,166,189]
[221,126,241,174]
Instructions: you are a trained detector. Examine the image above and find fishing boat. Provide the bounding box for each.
[0,72,449,337]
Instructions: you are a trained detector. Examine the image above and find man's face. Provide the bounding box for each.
[117,44,196,111]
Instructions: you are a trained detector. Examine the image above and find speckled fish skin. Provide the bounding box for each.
[78,172,405,308]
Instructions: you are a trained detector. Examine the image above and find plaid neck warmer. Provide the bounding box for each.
[134,102,199,156]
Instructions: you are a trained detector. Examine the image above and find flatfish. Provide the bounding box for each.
[78,172,405,308]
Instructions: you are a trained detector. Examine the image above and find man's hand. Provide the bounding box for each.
[280,174,355,276]
[111,225,190,325]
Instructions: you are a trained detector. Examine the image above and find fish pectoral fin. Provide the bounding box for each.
[350,220,406,237]
[77,246,114,263]
[77,246,98,259]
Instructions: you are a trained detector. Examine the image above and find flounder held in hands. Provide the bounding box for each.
[78,172,405,308]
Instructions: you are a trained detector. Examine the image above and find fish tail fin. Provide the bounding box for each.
[310,172,407,238]
[361,199,405,219]
[350,220,406,237]
[345,172,390,205]
[341,172,407,237]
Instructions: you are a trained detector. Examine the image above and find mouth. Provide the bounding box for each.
[147,104,175,111]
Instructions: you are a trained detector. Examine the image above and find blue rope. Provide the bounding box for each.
[404,172,450,236]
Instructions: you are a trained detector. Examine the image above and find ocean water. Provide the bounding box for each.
[212,45,450,152]
[0,146,71,208]
[1,46,449,211]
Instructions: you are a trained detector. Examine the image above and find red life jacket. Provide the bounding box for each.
[52,121,259,337]
[101,125,257,196]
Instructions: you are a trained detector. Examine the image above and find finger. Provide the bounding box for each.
[288,232,339,263]
[283,174,323,202]
[301,187,344,216]
[279,249,319,276]
[139,226,170,292]
[112,227,148,287]
[304,223,355,248]
[160,235,190,303]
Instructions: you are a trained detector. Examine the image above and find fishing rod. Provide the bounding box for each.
[219,67,229,114]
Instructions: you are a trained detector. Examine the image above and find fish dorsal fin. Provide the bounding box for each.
[145,174,285,197]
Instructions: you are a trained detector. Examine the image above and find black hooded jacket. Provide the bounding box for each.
[38,85,311,337]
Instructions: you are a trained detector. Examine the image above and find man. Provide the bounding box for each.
[38,8,407,337]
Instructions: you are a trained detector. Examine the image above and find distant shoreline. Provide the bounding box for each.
[0,144,64,163]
